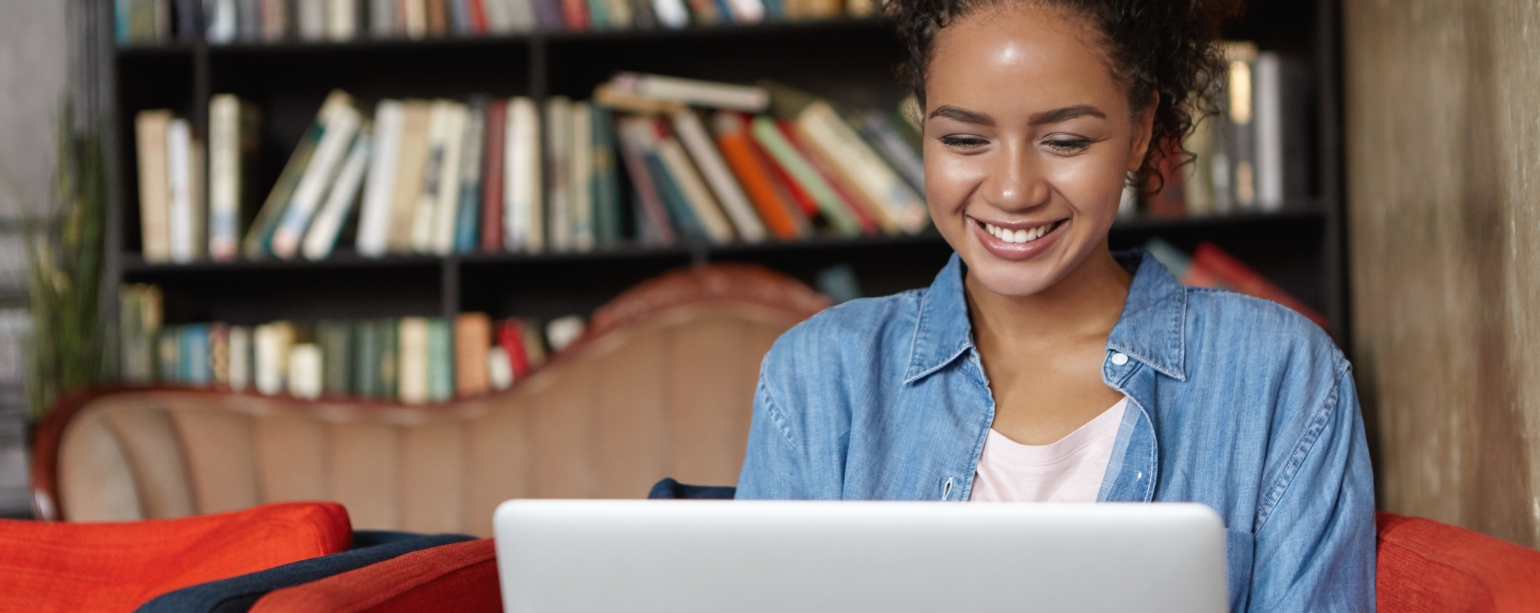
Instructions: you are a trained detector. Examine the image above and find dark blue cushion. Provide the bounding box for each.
[648,477,737,499]
[133,530,474,613]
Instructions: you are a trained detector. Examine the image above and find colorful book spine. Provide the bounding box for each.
[427,317,455,402]
[590,106,623,247]
[455,98,488,253]
[750,115,860,236]
[480,99,507,252]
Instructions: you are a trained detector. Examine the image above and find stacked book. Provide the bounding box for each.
[120,284,587,403]
[119,0,879,45]
[135,75,929,263]
[1146,41,1306,218]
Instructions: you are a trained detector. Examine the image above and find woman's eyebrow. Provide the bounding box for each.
[928,105,994,126]
[1029,105,1106,126]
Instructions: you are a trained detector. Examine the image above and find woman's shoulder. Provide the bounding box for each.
[759,289,926,385]
[1181,286,1349,376]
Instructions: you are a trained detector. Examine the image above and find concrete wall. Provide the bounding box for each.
[0,0,71,516]
[1346,0,1540,547]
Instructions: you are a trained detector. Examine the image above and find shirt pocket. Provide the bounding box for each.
[1225,528,1255,613]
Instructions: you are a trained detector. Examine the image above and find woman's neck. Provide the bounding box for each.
[964,243,1134,347]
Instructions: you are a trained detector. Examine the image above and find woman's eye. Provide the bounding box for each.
[1044,138,1093,154]
[939,135,989,151]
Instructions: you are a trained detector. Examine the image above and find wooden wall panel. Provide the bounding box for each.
[1346,0,1540,547]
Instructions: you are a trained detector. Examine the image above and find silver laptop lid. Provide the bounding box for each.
[494,500,1227,613]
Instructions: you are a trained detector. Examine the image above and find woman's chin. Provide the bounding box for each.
[962,257,1061,299]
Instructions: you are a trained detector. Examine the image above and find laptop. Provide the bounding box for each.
[493,500,1227,613]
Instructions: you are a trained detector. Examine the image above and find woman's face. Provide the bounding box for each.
[923,5,1153,298]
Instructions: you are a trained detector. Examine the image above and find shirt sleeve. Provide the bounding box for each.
[1248,366,1377,612]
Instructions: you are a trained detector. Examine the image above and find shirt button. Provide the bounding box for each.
[1110,352,1129,366]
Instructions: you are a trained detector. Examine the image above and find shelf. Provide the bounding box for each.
[119,210,1326,276]
[118,17,887,57]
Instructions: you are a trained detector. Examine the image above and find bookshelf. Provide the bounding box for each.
[102,0,1347,344]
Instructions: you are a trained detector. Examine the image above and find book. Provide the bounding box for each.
[288,343,323,400]
[494,318,530,378]
[350,319,378,397]
[427,0,451,35]
[135,110,174,263]
[208,95,262,261]
[328,0,359,40]
[357,100,405,257]
[254,321,294,395]
[544,97,572,251]
[454,97,488,253]
[403,0,428,38]
[260,0,289,40]
[725,0,762,22]
[614,116,678,246]
[487,347,513,390]
[377,318,399,399]
[1182,101,1216,216]
[585,0,609,29]
[233,0,256,41]
[210,323,231,388]
[469,0,490,32]
[370,0,397,37]
[593,83,687,115]
[590,106,623,246]
[605,0,632,28]
[1253,51,1284,212]
[206,0,237,43]
[271,93,362,259]
[157,327,179,383]
[609,73,768,112]
[712,111,806,240]
[427,317,454,402]
[387,100,434,253]
[166,118,203,263]
[119,284,162,383]
[619,117,705,241]
[449,0,473,34]
[750,115,860,236]
[672,108,765,242]
[229,325,252,391]
[454,313,491,397]
[507,0,536,30]
[777,116,879,234]
[532,0,564,30]
[480,99,507,252]
[544,315,585,352]
[632,0,660,29]
[569,101,595,251]
[1224,42,1258,210]
[412,100,466,254]
[560,0,590,28]
[505,97,543,252]
[242,96,334,259]
[302,127,372,259]
[398,317,430,404]
[794,100,929,234]
[683,0,719,24]
[855,109,924,193]
[654,119,735,243]
[297,0,326,40]
[317,320,352,396]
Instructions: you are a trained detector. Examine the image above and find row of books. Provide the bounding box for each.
[1144,238,1327,329]
[1149,42,1304,218]
[134,74,929,264]
[119,285,587,402]
[117,0,875,45]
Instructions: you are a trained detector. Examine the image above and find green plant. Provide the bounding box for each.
[4,102,109,422]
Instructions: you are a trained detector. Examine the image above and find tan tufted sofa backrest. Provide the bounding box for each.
[33,264,828,537]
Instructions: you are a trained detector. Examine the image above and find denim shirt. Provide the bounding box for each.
[737,251,1376,613]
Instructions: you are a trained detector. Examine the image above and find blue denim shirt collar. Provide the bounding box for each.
[904,251,1188,384]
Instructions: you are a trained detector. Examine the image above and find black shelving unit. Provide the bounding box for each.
[101,0,1346,342]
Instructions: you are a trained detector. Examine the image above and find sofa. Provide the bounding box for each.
[30,263,829,535]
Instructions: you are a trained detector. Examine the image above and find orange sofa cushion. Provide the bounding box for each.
[1377,512,1540,612]
[0,502,351,613]
[251,538,499,613]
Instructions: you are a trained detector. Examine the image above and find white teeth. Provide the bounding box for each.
[983,221,1054,244]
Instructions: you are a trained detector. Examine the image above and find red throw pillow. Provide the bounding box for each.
[0,501,351,612]
[1376,512,1540,612]
[250,538,500,613]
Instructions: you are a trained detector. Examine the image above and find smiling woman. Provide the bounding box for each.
[735,1,1376,612]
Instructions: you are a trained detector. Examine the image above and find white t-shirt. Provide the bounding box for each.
[968,397,1128,503]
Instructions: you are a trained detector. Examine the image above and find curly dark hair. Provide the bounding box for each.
[886,0,1242,193]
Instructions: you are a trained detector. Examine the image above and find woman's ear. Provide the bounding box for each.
[1128,91,1159,172]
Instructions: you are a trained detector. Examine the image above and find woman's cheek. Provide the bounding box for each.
[1046,153,1125,222]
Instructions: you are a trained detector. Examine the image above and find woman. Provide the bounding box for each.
[735,1,1376,611]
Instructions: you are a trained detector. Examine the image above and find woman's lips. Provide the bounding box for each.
[969,217,1067,261]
